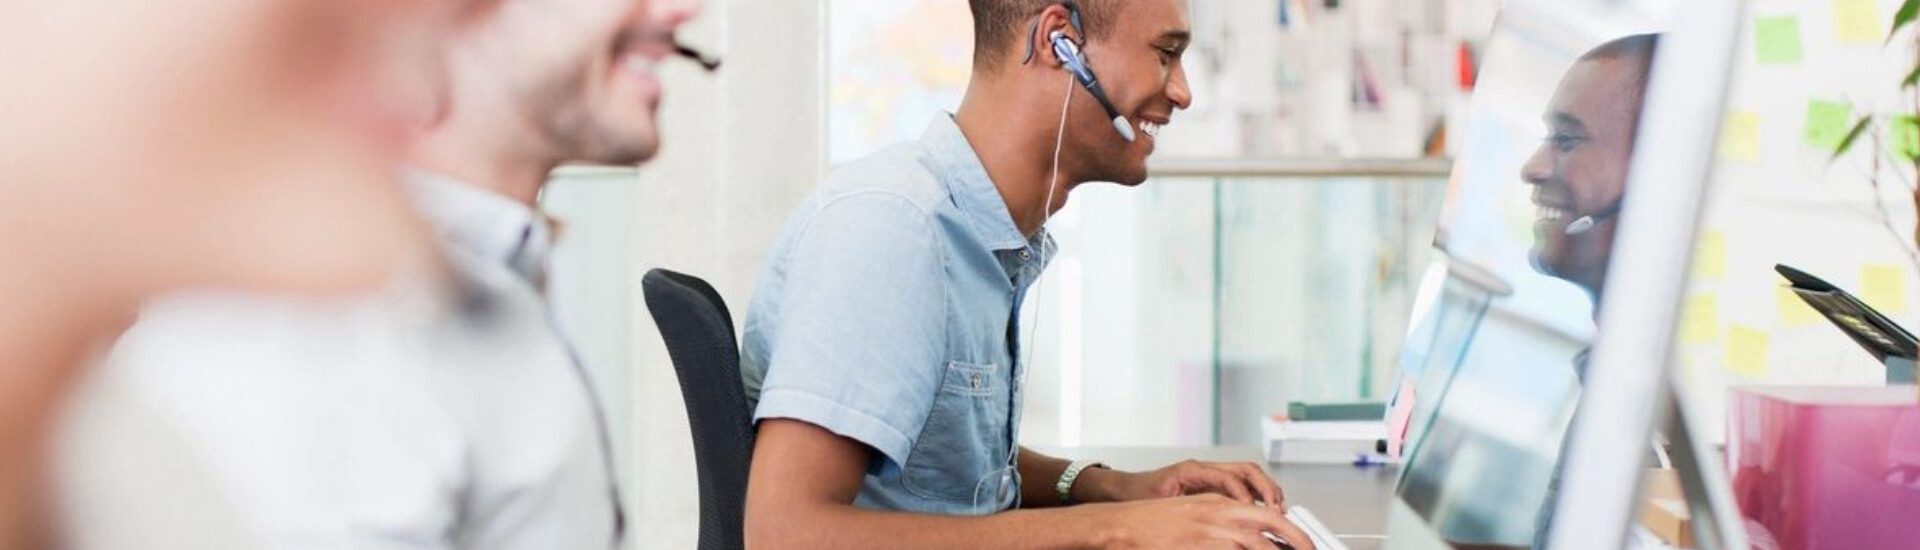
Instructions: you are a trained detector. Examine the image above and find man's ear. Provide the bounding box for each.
[1022,3,1080,69]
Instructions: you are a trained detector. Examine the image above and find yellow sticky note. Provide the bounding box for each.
[1862,264,1908,313]
[1694,232,1728,280]
[1834,0,1885,44]
[1727,326,1771,378]
[1682,295,1723,345]
[1778,286,1822,327]
[1720,112,1762,162]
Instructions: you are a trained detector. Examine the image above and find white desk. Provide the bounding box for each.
[1035,446,1397,550]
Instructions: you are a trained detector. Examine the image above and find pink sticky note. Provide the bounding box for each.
[1386,380,1418,458]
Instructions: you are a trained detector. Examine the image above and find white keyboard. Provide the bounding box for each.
[1276,506,1349,550]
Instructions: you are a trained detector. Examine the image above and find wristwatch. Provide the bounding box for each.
[1056,460,1109,505]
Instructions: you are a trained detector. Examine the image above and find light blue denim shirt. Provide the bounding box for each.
[742,115,1054,516]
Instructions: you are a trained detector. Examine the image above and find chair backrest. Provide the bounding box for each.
[641,269,753,550]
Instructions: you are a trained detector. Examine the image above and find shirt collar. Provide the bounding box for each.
[403,169,555,286]
[920,115,1044,253]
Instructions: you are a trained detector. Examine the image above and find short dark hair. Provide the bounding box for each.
[1580,33,1660,101]
[969,0,1121,72]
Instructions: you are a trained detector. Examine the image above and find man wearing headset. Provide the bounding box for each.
[739,1,1315,548]
[1523,33,1659,548]
[61,0,707,548]
[1521,34,1658,314]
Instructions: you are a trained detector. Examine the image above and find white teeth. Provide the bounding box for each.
[1537,206,1566,221]
[1140,121,1162,140]
[620,55,657,76]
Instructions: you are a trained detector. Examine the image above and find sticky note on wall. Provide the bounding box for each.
[1894,116,1920,160]
[1778,286,1822,327]
[1862,264,1908,313]
[1694,231,1728,280]
[1833,0,1886,44]
[1683,295,1723,344]
[1754,16,1804,64]
[1804,100,1853,151]
[1721,112,1762,162]
[1727,326,1771,378]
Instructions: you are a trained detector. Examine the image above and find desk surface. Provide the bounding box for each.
[1036,446,1398,550]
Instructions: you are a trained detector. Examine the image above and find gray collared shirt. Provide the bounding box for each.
[742,115,1054,515]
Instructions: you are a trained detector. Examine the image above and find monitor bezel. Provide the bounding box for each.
[1543,0,1749,548]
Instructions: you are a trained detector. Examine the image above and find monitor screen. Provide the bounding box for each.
[1387,2,1674,547]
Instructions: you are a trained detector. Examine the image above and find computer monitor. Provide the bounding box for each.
[1384,0,1745,548]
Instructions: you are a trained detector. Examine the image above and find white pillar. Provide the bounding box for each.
[625,0,825,546]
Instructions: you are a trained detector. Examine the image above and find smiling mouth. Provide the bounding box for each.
[1136,113,1174,144]
[1531,187,1574,222]
[1536,205,1569,222]
[620,53,659,76]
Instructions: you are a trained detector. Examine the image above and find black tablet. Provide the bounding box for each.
[1775,263,1920,364]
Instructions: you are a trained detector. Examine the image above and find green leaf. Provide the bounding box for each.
[1833,116,1873,159]
[1905,63,1920,88]
[1894,0,1920,44]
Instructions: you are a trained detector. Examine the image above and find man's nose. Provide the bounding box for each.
[1520,144,1554,185]
[1167,63,1193,110]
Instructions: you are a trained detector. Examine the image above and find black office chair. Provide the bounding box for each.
[642,269,754,550]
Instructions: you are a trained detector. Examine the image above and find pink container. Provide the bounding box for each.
[1728,386,1920,550]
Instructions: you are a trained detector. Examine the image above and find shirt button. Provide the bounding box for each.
[1018,249,1032,261]
[970,374,984,390]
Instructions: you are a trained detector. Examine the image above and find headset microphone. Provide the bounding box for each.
[672,41,721,72]
[1049,32,1135,142]
[1026,1,1134,142]
[1563,197,1625,236]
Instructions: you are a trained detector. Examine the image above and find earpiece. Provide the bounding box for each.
[1026,2,1135,142]
[1049,31,1135,142]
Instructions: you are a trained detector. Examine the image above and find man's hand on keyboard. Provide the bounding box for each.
[1085,459,1288,507]
[1070,494,1316,550]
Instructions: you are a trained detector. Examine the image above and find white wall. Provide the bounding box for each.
[622,0,824,546]
[1677,0,1920,442]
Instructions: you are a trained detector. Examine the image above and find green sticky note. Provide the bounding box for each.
[1754,16,1804,64]
[1894,116,1920,160]
[1804,100,1852,151]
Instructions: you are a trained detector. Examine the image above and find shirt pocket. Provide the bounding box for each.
[902,361,1012,508]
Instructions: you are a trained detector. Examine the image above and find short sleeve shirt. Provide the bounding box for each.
[740,115,1054,516]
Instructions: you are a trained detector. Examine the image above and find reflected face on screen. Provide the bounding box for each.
[1520,37,1655,299]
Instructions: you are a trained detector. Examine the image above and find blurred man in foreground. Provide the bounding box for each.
[0,0,485,547]
[58,0,707,548]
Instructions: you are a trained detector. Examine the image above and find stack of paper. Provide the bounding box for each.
[1260,416,1388,465]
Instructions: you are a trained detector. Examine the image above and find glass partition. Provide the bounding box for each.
[1017,168,1447,447]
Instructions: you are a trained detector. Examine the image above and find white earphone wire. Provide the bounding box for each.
[1016,72,1076,417]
